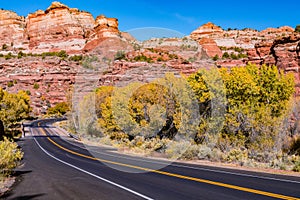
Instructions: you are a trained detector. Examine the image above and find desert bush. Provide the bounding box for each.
[290,136,300,155]
[0,88,31,131]
[226,148,248,163]
[165,141,197,159]
[7,81,14,88]
[222,52,230,59]
[270,158,288,170]
[99,135,113,146]
[33,83,39,89]
[212,54,219,61]
[69,55,83,62]
[109,131,129,141]
[140,137,168,151]
[4,52,14,60]
[2,44,8,50]
[133,54,152,63]
[292,160,300,172]
[57,50,68,59]
[0,137,23,176]
[209,148,225,162]
[81,55,99,69]
[197,145,212,160]
[47,102,70,116]
[180,144,199,160]
[114,50,126,60]
[295,25,300,33]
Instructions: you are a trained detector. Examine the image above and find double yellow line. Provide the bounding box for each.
[39,127,300,200]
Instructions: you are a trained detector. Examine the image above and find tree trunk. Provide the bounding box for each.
[0,120,5,140]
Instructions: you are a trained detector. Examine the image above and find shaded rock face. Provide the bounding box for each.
[198,38,222,57]
[0,2,122,54]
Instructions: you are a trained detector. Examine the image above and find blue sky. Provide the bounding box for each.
[1,0,300,38]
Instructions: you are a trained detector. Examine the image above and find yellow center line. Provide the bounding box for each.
[38,127,300,200]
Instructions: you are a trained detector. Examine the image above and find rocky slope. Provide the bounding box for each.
[0,55,212,114]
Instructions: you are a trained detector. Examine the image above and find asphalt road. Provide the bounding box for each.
[3,119,300,200]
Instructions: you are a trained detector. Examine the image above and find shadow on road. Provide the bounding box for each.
[12,171,32,177]
[3,193,45,200]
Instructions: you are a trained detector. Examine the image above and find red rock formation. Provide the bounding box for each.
[26,2,95,53]
[190,22,223,40]
[0,2,124,54]
[198,38,222,57]
[0,10,27,50]
[83,15,121,52]
[190,23,300,94]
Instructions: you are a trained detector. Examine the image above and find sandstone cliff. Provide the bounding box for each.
[190,22,300,94]
[0,1,124,54]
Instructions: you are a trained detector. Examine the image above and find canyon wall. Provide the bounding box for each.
[191,22,300,94]
[0,3,299,115]
[0,2,122,54]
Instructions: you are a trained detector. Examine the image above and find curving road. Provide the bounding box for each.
[4,119,300,200]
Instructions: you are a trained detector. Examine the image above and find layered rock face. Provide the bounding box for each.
[190,22,223,40]
[198,38,222,57]
[190,22,300,94]
[0,10,27,50]
[0,1,122,54]
[0,56,212,114]
[0,57,78,114]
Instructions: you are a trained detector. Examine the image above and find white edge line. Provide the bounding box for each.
[30,128,154,200]
[42,126,300,184]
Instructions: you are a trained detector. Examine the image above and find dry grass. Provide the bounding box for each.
[0,175,15,197]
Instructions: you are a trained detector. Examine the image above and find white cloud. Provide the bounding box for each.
[174,13,195,24]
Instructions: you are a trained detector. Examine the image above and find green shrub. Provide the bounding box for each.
[25,90,31,96]
[69,55,83,62]
[4,52,13,60]
[133,54,152,63]
[7,81,14,88]
[33,83,39,89]
[238,53,248,59]
[222,52,230,59]
[295,25,300,33]
[114,50,126,60]
[157,57,164,62]
[212,54,219,61]
[0,137,23,176]
[81,55,99,69]
[233,47,244,53]
[230,52,238,60]
[17,51,26,59]
[2,44,7,50]
[57,50,68,59]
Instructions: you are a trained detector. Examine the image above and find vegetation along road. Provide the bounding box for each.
[3,119,300,200]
